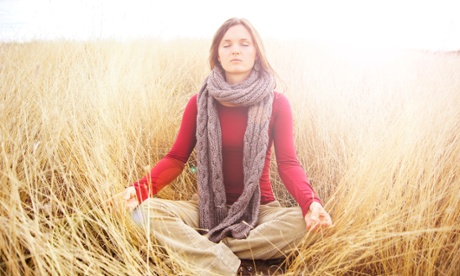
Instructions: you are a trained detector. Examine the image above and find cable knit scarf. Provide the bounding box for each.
[196,67,275,242]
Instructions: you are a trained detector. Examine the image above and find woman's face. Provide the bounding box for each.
[218,24,258,84]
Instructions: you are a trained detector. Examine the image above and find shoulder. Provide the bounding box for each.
[273,92,289,103]
[187,94,198,107]
[273,92,292,113]
[189,93,198,103]
[183,94,198,115]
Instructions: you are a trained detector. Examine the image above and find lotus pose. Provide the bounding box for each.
[123,17,332,275]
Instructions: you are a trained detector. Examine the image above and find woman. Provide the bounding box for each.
[123,18,332,275]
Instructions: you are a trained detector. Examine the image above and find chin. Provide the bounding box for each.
[225,67,251,74]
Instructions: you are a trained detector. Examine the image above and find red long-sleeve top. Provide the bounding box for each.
[133,92,321,217]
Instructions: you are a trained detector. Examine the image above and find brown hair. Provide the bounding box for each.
[209,18,275,75]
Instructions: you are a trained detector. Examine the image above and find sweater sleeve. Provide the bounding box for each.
[273,94,322,217]
[132,94,198,203]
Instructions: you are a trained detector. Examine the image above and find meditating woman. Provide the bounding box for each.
[123,17,332,275]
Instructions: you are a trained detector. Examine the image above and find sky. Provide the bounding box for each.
[0,0,459,51]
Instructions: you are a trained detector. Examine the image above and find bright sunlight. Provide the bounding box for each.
[1,0,459,51]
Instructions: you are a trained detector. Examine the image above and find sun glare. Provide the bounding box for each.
[0,0,458,51]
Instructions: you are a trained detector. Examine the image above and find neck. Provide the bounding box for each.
[225,71,251,85]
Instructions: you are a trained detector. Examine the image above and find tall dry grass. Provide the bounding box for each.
[1,40,459,275]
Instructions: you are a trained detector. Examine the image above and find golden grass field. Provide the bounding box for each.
[1,40,459,275]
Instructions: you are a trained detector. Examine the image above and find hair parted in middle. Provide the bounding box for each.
[209,18,275,75]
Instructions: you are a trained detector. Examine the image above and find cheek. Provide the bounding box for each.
[217,49,224,61]
[247,48,257,59]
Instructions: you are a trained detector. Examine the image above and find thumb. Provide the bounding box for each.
[310,203,321,219]
[306,204,320,230]
[124,188,134,200]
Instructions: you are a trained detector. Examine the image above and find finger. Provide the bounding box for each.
[126,202,135,212]
[307,216,320,231]
[319,213,332,228]
[306,218,312,230]
[127,200,140,212]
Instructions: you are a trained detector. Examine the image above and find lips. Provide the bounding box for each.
[230,59,242,62]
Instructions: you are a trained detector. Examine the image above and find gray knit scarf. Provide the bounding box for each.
[196,67,275,242]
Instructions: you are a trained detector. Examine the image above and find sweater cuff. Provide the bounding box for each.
[133,181,150,204]
[300,198,323,217]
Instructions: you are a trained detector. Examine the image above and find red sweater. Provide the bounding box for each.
[133,92,321,216]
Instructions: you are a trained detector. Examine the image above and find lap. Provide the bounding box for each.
[257,200,305,227]
[134,196,306,239]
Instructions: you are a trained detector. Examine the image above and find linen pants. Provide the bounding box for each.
[131,194,307,275]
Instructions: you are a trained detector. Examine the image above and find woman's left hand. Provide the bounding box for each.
[305,202,333,231]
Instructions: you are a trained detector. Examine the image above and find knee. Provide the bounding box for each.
[279,207,307,236]
[138,198,176,218]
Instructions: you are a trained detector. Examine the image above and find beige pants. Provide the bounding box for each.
[132,194,307,275]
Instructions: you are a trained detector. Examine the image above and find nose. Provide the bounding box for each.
[231,46,240,55]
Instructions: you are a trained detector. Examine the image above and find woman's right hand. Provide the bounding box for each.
[124,186,139,212]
